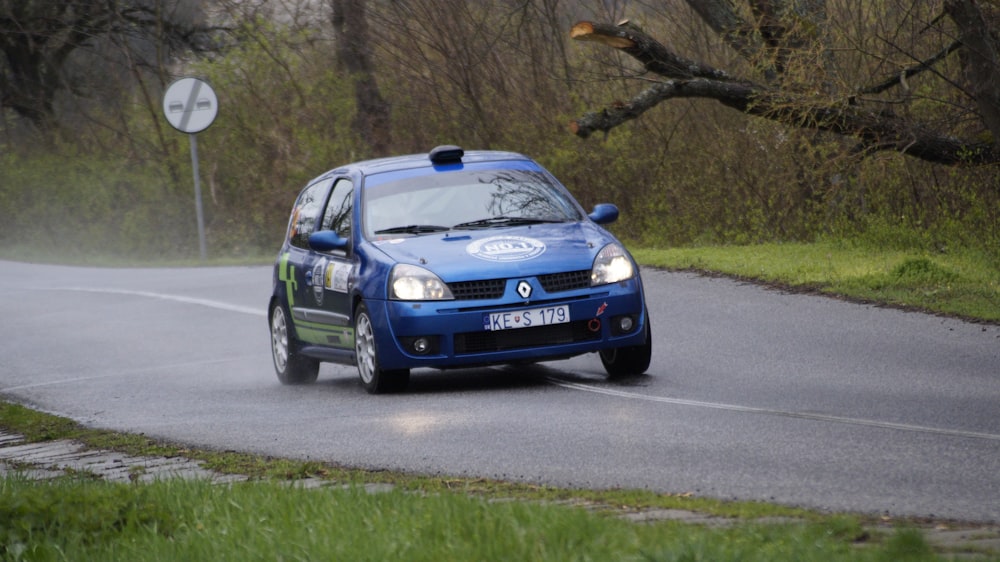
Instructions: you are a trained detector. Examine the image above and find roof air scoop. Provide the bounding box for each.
[429,145,464,164]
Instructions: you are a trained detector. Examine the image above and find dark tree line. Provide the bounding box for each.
[0,0,220,132]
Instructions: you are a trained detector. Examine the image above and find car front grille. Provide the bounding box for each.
[454,321,600,355]
[448,278,506,300]
[538,270,591,292]
[448,270,591,301]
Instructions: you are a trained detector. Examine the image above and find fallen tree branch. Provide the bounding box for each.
[570,20,999,166]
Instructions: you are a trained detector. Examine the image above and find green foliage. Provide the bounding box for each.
[188,19,361,254]
[883,527,935,561]
[633,243,1000,322]
[886,258,960,287]
[1,2,998,264]
[0,151,193,260]
[0,477,177,560]
[0,477,949,561]
[0,404,80,443]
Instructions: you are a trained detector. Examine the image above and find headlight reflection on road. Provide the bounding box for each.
[389,412,444,436]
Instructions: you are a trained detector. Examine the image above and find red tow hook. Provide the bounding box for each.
[588,318,602,332]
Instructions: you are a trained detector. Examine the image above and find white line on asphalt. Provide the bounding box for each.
[0,357,252,391]
[546,377,1000,442]
[54,287,266,317]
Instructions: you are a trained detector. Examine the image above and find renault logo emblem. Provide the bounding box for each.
[516,280,532,299]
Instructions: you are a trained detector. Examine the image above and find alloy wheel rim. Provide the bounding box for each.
[356,313,376,384]
[271,307,288,371]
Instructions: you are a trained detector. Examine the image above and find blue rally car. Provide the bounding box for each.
[269,146,651,393]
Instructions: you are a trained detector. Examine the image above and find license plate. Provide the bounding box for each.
[483,305,570,331]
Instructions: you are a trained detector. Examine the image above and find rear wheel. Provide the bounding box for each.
[354,302,409,394]
[600,318,652,378]
[270,303,319,384]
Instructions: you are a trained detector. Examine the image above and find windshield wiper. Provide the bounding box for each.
[373,224,451,235]
[452,216,566,230]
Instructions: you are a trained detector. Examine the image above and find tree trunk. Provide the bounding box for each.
[944,0,1000,159]
[331,0,391,156]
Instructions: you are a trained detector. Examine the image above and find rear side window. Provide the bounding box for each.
[288,179,331,249]
[321,178,354,239]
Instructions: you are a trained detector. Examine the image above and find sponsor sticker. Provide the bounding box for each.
[311,258,327,305]
[325,262,351,293]
[466,235,546,262]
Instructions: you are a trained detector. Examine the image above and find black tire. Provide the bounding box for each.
[354,302,409,394]
[270,302,320,384]
[600,318,652,378]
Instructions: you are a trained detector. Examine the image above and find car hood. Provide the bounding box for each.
[369,222,617,282]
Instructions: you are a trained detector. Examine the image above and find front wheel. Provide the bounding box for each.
[600,318,652,378]
[270,303,319,384]
[354,302,409,394]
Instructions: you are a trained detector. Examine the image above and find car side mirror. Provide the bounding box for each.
[308,231,350,252]
[588,204,619,225]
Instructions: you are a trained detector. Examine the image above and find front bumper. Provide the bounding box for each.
[367,276,647,370]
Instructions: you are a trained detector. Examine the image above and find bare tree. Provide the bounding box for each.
[0,0,221,133]
[570,0,1000,167]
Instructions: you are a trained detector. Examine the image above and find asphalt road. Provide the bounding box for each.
[1,260,998,521]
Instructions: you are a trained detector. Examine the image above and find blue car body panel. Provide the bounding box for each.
[370,222,609,282]
[270,148,648,374]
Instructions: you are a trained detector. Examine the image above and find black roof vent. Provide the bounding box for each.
[429,145,464,164]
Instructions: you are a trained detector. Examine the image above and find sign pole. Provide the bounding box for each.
[190,133,207,261]
[162,77,219,261]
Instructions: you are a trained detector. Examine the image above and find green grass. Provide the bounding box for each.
[2,403,993,561]
[631,242,1000,322]
[0,476,942,562]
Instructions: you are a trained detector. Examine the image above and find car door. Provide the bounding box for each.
[303,177,356,350]
[279,176,334,347]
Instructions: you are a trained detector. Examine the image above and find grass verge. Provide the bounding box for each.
[1,402,991,561]
[1,476,939,562]
[631,242,1000,323]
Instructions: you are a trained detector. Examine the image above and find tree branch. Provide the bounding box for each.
[570,21,736,82]
[681,0,773,79]
[858,40,962,96]
[570,20,998,166]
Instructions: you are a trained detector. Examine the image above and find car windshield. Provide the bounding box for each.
[362,167,583,238]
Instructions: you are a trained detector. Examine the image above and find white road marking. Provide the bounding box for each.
[547,377,1000,442]
[0,287,265,391]
[1,357,250,391]
[55,287,266,317]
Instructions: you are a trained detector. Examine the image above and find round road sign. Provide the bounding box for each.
[162,77,218,134]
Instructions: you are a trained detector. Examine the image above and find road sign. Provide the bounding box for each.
[163,77,218,260]
[162,77,218,134]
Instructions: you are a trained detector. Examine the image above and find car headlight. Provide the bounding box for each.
[390,264,454,300]
[591,243,635,286]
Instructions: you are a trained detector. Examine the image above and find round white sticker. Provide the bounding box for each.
[466,235,546,262]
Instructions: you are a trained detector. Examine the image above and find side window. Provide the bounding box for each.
[288,179,331,249]
[321,179,353,239]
